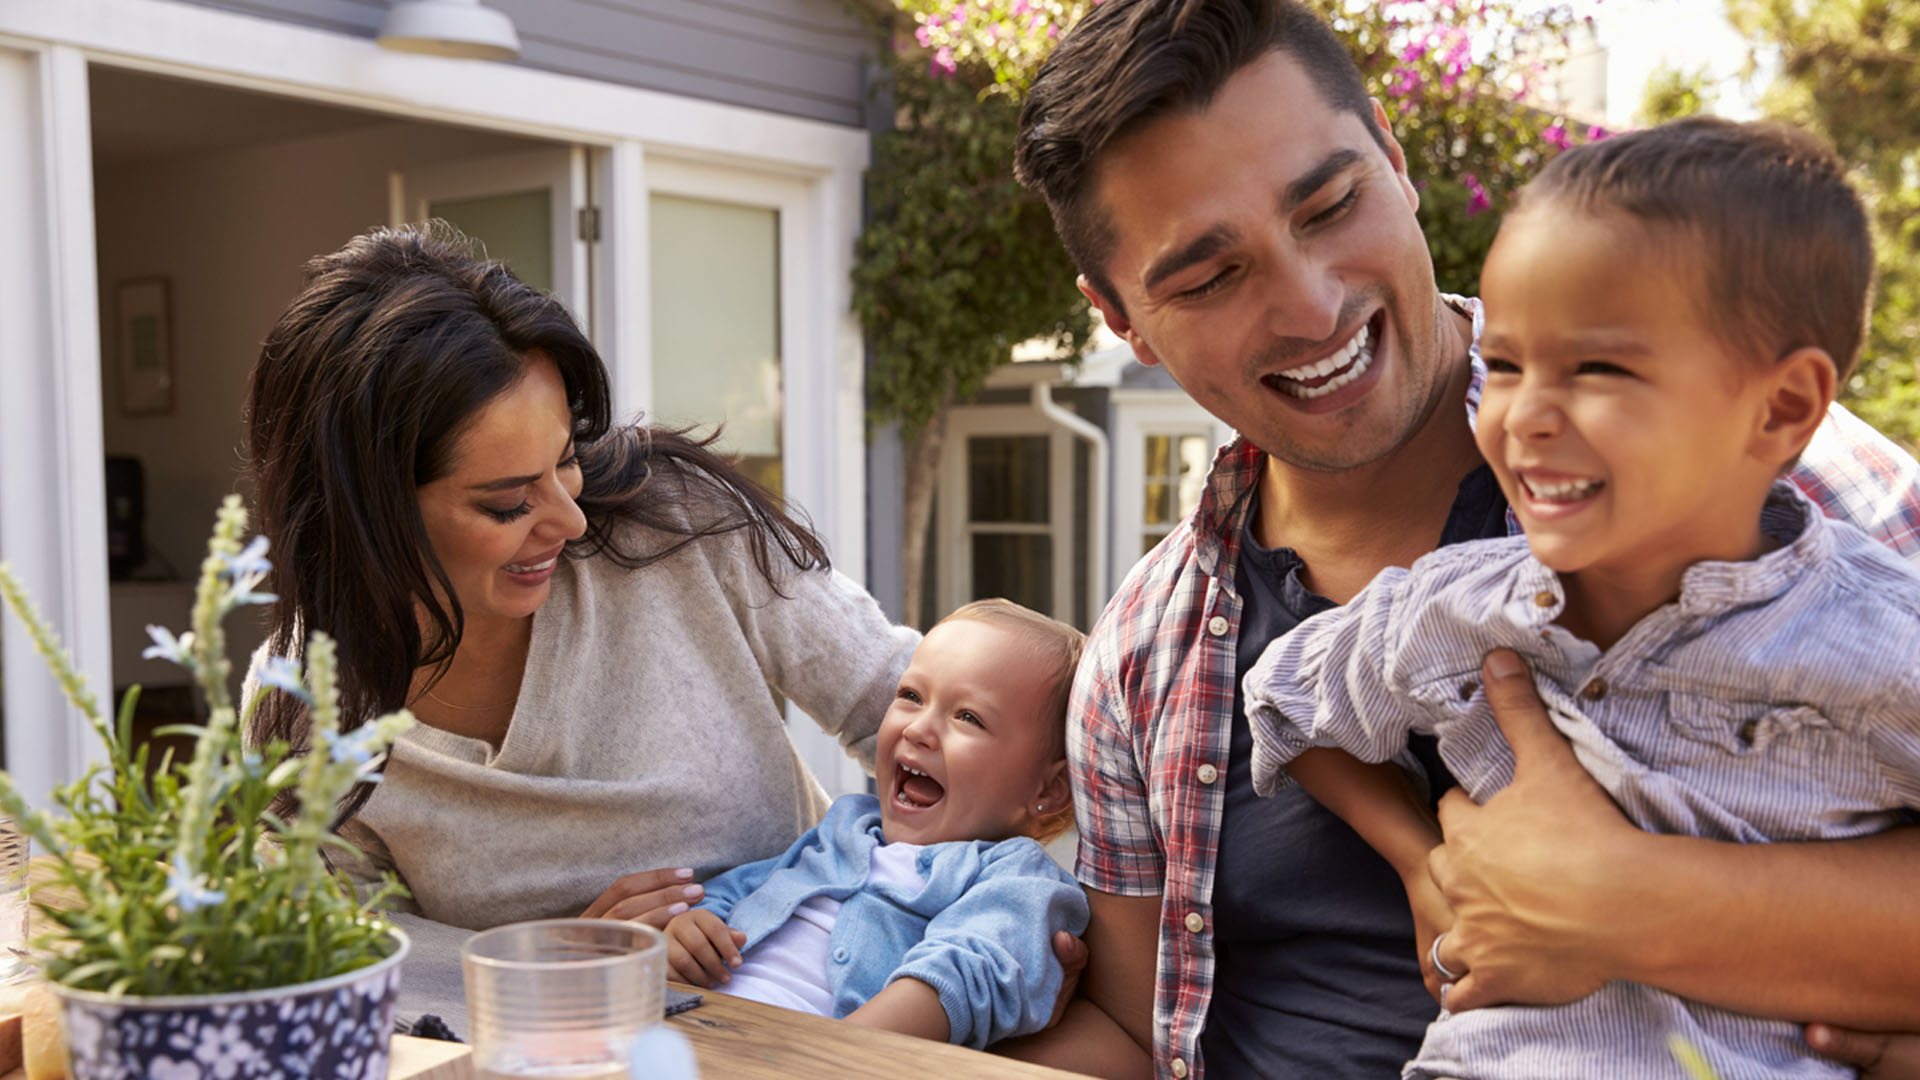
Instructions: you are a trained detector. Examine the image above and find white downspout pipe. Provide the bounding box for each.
[1031,381,1109,628]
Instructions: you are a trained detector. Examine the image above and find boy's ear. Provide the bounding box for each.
[1753,346,1836,466]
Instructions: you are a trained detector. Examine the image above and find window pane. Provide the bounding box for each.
[971,533,1053,617]
[430,189,553,293]
[1176,435,1211,520]
[1144,479,1172,525]
[649,193,782,486]
[967,436,1049,524]
[1144,433,1172,479]
[1143,532,1163,554]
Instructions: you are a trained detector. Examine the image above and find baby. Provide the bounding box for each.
[1243,117,1920,1079]
[664,598,1089,1049]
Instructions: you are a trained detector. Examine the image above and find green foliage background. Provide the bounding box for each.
[1729,0,1920,449]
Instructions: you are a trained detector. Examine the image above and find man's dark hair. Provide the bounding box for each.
[1014,0,1384,308]
[1518,116,1874,381]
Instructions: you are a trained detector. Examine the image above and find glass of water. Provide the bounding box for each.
[462,918,667,1080]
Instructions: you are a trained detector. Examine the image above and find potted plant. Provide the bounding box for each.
[0,495,415,1079]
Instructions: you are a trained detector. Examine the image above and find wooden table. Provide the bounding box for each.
[664,982,1082,1079]
[3,984,1084,1080]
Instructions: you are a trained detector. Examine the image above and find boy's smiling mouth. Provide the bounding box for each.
[1516,469,1606,514]
[891,760,946,811]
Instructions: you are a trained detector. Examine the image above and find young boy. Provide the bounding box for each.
[663,599,1089,1049]
[1242,117,1920,1079]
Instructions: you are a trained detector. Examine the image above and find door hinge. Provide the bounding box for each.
[578,206,602,243]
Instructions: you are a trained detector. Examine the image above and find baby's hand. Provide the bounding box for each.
[1404,858,1457,1006]
[665,909,748,987]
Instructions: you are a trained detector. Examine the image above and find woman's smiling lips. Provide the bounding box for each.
[501,544,565,585]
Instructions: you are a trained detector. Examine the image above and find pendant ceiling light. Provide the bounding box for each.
[377,0,521,61]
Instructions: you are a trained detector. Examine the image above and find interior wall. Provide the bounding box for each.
[94,117,550,584]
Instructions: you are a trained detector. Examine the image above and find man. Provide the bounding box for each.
[1001,0,1920,1076]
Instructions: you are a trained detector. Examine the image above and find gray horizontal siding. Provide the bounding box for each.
[172,0,880,127]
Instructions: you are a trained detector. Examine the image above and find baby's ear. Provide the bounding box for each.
[1033,757,1072,816]
[1754,346,1835,467]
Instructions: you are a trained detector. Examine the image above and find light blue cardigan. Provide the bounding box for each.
[694,793,1089,1048]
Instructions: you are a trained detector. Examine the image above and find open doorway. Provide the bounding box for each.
[89,65,583,738]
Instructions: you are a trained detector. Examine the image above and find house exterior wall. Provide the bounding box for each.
[173,0,880,128]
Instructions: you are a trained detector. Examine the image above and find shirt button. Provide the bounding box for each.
[1172,1059,1189,1079]
[832,947,849,963]
[1580,677,1608,702]
[1196,763,1219,784]
[1207,615,1230,637]
[1184,911,1205,934]
[1533,590,1556,608]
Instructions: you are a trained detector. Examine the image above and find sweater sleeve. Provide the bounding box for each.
[887,841,1091,1049]
[724,557,919,773]
[1242,565,1435,797]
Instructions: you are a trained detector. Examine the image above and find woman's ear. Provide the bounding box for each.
[1753,346,1835,467]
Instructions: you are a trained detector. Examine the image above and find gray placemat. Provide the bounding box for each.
[389,913,700,1042]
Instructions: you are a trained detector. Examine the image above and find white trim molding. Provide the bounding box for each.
[0,43,110,807]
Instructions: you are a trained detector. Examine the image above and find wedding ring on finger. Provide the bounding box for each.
[1430,932,1462,982]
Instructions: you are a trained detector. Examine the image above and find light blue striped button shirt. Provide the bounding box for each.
[1244,482,1920,1080]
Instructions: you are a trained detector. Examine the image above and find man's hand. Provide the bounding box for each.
[664,909,747,987]
[1808,1025,1920,1079]
[580,867,704,927]
[1402,856,1455,1005]
[1048,930,1089,1028]
[1426,648,1643,1012]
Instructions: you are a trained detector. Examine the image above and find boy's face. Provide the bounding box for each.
[876,619,1065,846]
[1476,204,1780,581]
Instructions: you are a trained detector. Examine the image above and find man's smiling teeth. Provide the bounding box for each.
[505,555,557,573]
[1268,323,1373,399]
[1524,477,1604,503]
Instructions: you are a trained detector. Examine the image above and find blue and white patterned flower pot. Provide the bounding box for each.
[51,927,410,1080]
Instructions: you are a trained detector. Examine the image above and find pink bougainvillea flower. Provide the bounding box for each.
[1464,172,1491,217]
[1542,123,1571,151]
[1588,124,1611,141]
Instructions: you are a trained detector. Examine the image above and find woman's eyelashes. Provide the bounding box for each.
[482,501,532,523]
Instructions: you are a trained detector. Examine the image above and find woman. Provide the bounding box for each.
[244,223,919,931]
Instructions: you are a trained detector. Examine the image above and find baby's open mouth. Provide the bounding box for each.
[893,762,945,810]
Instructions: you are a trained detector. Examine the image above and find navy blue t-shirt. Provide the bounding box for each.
[1197,465,1507,1078]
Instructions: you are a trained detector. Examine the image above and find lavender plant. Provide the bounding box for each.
[0,495,413,996]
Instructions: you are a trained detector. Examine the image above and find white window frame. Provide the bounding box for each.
[1110,393,1236,575]
[0,0,870,796]
[937,405,1078,622]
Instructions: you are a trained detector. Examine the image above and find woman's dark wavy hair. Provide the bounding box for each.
[245,223,827,816]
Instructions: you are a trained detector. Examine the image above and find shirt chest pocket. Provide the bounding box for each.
[1665,693,1865,773]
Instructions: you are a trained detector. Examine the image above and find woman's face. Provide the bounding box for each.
[415,354,587,624]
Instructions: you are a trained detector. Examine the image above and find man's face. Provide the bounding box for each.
[1085,51,1454,473]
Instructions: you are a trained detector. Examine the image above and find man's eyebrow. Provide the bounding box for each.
[1142,226,1240,295]
[1282,148,1365,211]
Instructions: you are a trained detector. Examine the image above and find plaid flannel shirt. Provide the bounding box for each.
[1065,296,1920,1080]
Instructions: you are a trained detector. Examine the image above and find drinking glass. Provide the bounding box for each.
[462,918,667,1080]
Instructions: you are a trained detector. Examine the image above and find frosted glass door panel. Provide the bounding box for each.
[430,190,553,293]
[649,194,782,493]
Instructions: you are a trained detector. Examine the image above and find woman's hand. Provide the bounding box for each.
[1808,1025,1920,1079]
[1425,649,1639,1012]
[580,867,705,927]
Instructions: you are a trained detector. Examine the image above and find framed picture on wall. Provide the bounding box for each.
[116,276,174,416]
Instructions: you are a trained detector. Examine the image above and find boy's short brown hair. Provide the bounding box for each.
[937,599,1086,843]
[1517,116,1874,382]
